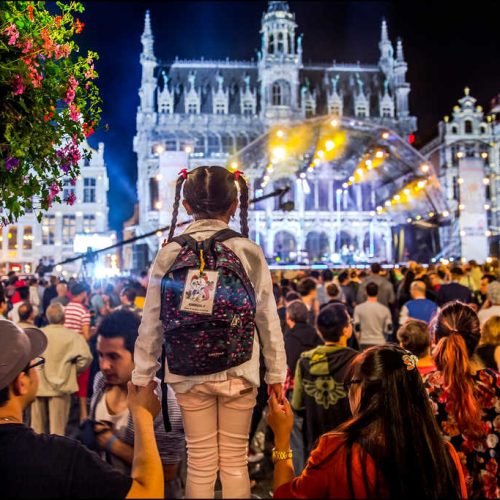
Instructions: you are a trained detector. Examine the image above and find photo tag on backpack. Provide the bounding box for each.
[180,270,218,315]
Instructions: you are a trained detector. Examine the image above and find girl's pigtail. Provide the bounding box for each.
[167,175,186,242]
[236,174,249,237]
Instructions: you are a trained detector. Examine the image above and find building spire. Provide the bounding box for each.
[141,10,154,60]
[267,1,290,13]
[396,37,404,62]
[381,18,389,42]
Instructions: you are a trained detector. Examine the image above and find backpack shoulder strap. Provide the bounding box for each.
[211,228,243,243]
[170,234,198,252]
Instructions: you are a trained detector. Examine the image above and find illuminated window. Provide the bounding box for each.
[62,215,76,244]
[83,177,96,203]
[42,216,55,245]
[83,215,96,234]
[23,226,32,250]
[272,80,291,106]
[8,226,17,250]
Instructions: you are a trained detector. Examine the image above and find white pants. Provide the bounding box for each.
[175,378,257,499]
[31,395,71,436]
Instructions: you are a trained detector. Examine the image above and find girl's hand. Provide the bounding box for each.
[267,392,294,445]
[268,383,284,404]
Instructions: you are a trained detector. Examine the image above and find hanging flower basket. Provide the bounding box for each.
[0,1,102,224]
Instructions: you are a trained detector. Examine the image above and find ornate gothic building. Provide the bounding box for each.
[129,1,437,268]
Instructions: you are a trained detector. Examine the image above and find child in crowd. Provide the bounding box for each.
[396,318,436,376]
[132,166,286,499]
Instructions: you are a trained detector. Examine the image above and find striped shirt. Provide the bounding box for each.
[64,301,90,334]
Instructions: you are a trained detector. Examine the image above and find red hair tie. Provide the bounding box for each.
[234,170,243,181]
[178,168,188,179]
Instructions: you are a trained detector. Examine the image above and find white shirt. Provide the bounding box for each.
[131,219,287,393]
[478,305,500,325]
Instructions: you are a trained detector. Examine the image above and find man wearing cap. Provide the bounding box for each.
[478,281,500,325]
[0,319,164,498]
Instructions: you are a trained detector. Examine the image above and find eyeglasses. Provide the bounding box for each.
[343,378,362,392]
[28,357,45,371]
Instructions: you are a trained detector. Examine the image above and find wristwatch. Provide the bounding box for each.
[272,447,293,463]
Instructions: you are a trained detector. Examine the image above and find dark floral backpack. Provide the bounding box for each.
[160,229,257,376]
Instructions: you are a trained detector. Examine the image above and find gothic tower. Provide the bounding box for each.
[258,1,302,125]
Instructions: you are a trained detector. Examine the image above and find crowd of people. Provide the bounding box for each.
[0,165,499,499]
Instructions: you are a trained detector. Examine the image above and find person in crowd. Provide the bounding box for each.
[273,283,287,333]
[476,273,496,306]
[424,301,500,498]
[91,281,113,327]
[337,271,356,315]
[42,275,59,315]
[356,262,395,307]
[396,319,436,376]
[399,280,438,324]
[64,282,92,422]
[269,344,466,499]
[115,287,141,316]
[478,280,500,324]
[283,300,322,473]
[285,290,301,304]
[316,269,334,306]
[468,260,484,292]
[28,277,40,312]
[437,267,473,306]
[31,303,92,436]
[475,315,500,371]
[397,266,415,308]
[50,282,69,307]
[0,292,8,319]
[353,282,393,350]
[105,283,121,309]
[7,285,30,323]
[89,309,184,498]
[132,166,286,499]
[319,283,344,310]
[428,271,443,293]
[297,277,320,325]
[0,319,164,499]
[292,304,357,455]
[16,302,36,329]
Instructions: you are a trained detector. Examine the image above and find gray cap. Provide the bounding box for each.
[488,281,500,305]
[0,319,47,390]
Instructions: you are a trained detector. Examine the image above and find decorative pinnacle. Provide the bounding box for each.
[144,10,152,36]
[396,37,404,62]
[464,86,470,96]
[381,18,389,42]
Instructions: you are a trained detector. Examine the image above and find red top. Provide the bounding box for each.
[274,433,467,499]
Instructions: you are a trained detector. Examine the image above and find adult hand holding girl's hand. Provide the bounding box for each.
[127,380,161,419]
[267,392,294,448]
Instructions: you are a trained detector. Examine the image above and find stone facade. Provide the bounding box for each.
[131,1,419,266]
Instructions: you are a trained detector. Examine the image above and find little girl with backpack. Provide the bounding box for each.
[132,165,287,498]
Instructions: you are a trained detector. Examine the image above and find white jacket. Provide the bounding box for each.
[132,219,287,393]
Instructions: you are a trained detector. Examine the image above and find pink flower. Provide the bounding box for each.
[22,37,33,54]
[11,75,24,95]
[5,24,19,45]
[65,192,76,206]
[54,44,71,59]
[69,103,80,122]
[65,88,76,104]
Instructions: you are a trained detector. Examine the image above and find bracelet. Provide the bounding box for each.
[105,434,118,452]
[272,447,293,463]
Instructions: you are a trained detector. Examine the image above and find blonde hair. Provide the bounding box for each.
[480,315,500,345]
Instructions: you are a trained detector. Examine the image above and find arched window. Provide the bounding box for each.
[277,32,284,53]
[271,80,291,106]
[464,120,473,134]
[451,125,458,134]
[268,34,274,54]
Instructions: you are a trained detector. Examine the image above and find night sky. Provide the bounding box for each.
[76,1,500,235]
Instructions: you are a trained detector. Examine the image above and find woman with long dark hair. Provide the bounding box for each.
[268,345,467,499]
[425,301,500,498]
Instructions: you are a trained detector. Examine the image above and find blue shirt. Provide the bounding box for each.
[403,298,438,324]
